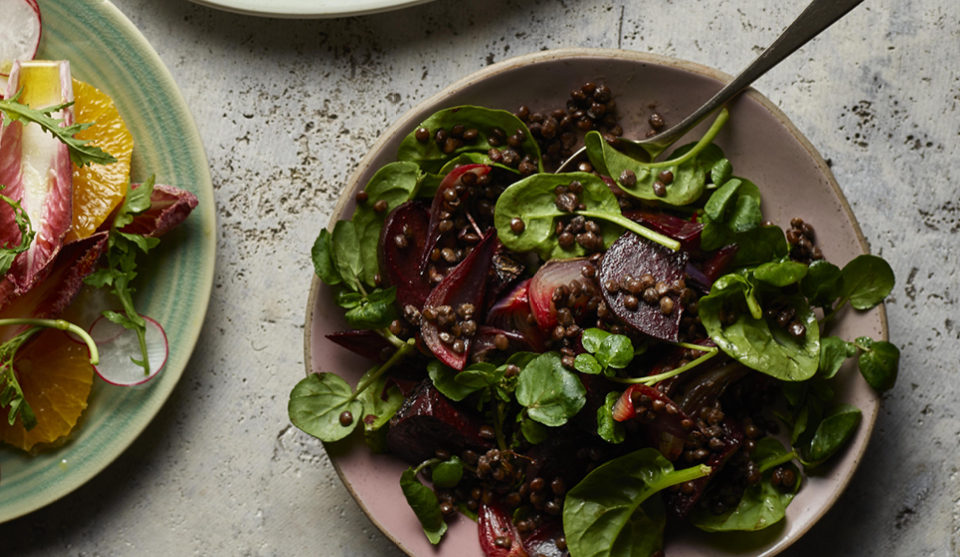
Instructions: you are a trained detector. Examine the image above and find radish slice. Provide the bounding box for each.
[62,285,120,345]
[90,315,168,386]
[0,0,42,79]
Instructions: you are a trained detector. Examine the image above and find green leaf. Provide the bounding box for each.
[803,404,861,464]
[357,367,404,453]
[431,456,464,488]
[730,225,789,268]
[596,334,635,370]
[690,438,798,532]
[711,158,733,188]
[858,339,900,392]
[311,228,342,286]
[520,415,549,445]
[563,449,711,557]
[288,372,362,442]
[699,274,820,381]
[515,352,586,427]
[0,190,35,275]
[581,328,611,353]
[343,288,398,330]
[818,336,856,379]
[597,392,625,444]
[397,106,542,174]
[331,220,364,290]
[428,360,484,401]
[800,259,843,308]
[840,255,895,310]
[400,468,448,544]
[574,353,603,375]
[754,258,809,287]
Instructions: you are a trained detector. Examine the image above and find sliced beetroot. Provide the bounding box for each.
[470,326,533,363]
[487,279,547,352]
[598,233,688,342]
[700,244,740,283]
[419,164,491,274]
[611,384,695,440]
[528,258,598,330]
[385,380,492,464]
[116,184,199,239]
[326,329,396,362]
[420,231,499,371]
[623,210,703,252]
[378,200,432,309]
[521,520,566,557]
[486,249,525,306]
[664,417,744,519]
[478,499,527,557]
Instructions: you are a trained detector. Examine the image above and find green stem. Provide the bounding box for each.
[377,328,407,349]
[581,211,681,252]
[412,457,441,477]
[493,400,507,452]
[818,297,849,331]
[0,318,100,365]
[348,340,415,402]
[759,450,799,474]
[646,108,730,169]
[608,347,719,385]
[651,464,713,491]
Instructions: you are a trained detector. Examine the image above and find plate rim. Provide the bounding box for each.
[0,0,216,523]
[303,47,887,556]
[187,0,436,19]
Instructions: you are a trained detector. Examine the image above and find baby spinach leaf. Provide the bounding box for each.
[801,260,844,308]
[818,336,857,379]
[288,372,363,443]
[711,157,733,188]
[563,449,711,557]
[520,414,549,445]
[803,403,861,465]
[331,220,364,290]
[856,337,900,392]
[840,255,895,310]
[699,274,820,381]
[431,456,464,488]
[516,352,586,427]
[351,161,421,286]
[357,368,404,453]
[598,392,625,444]
[729,225,790,269]
[754,257,809,287]
[690,438,799,532]
[397,106,542,174]
[400,468,448,544]
[311,228,342,286]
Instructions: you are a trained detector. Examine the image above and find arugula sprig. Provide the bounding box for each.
[0,185,36,275]
[0,318,100,430]
[83,177,160,376]
[0,90,117,168]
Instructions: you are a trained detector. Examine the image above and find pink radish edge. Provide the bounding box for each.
[0,0,42,80]
[92,315,168,387]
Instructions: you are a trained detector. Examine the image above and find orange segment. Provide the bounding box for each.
[64,79,134,243]
[0,330,94,451]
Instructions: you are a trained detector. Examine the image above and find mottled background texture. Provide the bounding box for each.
[2,0,959,555]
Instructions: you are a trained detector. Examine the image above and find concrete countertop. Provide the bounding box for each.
[2,0,957,554]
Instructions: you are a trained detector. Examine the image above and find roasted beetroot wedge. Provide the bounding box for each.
[486,249,525,305]
[487,279,547,352]
[385,381,492,464]
[326,329,397,362]
[611,384,695,440]
[420,231,499,370]
[623,210,703,252]
[664,417,744,519]
[116,184,199,239]
[378,201,432,309]
[598,233,689,342]
[528,258,599,330]
[470,326,533,363]
[521,519,566,557]
[0,61,75,293]
[478,499,528,557]
[419,163,491,274]
[700,244,740,284]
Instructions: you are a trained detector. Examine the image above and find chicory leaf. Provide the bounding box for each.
[288,372,362,442]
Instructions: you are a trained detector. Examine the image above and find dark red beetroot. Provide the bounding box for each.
[700,244,740,284]
[623,210,703,252]
[326,329,397,362]
[487,279,547,352]
[479,499,528,557]
[385,381,492,464]
[664,417,743,519]
[486,249,525,306]
[598,233,688,342]
[419,164,491,274]
[528,258,599,330]
[470,326,534,363]
[521,519,566,557]
[611,384,695,440]
[420,231,499,370]
[379,201,432,309]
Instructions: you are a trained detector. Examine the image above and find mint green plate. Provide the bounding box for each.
[0,0,215,522]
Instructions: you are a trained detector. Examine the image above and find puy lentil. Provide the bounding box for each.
[338,411,353,427]
[653,181,668,197]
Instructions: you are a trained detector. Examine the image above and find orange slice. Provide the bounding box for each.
[64,79,134,243]
[0,329,94,451]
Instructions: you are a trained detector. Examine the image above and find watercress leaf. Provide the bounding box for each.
[803,403,861,465]
[727,190,762,234]
[597,334,634,369]
[598,392,625,444]
[731,225,789,268]
[574,353,603,375]
[344,298,397,330]
[754,258,809,287]
[366,287,397,304]
[840,255,895,310]
[516,352,586,427]
[431,456,464,488]
[400,468,448,544]
[333,288,363,309]
[711,158,733,188]
[521,415,549,445]
[563,449,709,557]
[858,340,900,392]
[356,368,404,453]
[801,260,844,308]
[288,372,362,443]
[690,438,798,532]
[397,106,542,174]
[819,336,856,379]
[781,381,807,408]
[428,360,483,401]
[456,362,503,389]
[331,220,364,290]
[581,327,611,353]
[700,275,820,382]
[504,351,539,369]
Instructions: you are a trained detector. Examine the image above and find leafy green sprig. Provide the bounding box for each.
[0,186,36,275]
[0,91,117,168]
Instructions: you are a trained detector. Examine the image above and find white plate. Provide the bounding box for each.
[188,0,436,19]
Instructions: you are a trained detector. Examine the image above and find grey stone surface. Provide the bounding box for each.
[2,0,958,555]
